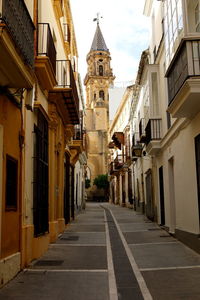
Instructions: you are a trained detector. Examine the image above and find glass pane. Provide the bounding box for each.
[177,0,183,22]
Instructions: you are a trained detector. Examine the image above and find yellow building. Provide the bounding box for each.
[0,0,35,286]
[0,0,84,287]
[84,20,115,200]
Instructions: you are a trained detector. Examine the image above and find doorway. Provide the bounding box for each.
[195,134,200,227]
[159,166,165,225]
[168,157,176,233]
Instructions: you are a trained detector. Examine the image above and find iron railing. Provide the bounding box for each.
[63,23,70,42]
[145,119,162,145]
[73,124,82,140]
[0,0,34,66]
[139,118,146,142]
[167,39,200,104]
[132,132,140,147]
[114,154,125,169]
[56,60,79,113]
[37,23,56,74]
[109,162,115,174]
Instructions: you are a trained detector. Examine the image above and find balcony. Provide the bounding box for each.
[112,132,124,150]
[35,23,57,91]
[139,118,146,143]
[167,39,200,118]
[0,0,34,88]
[114,154,125,169]
[109,162,118,175]
[69,125,83,165]
[48,60,79,124]
[145,119,162,155]
[132,132,143,160]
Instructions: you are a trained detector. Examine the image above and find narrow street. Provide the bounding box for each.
[0,203,200,300]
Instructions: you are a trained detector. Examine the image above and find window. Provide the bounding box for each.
[164,0,183,68]
[94,93,96,100]
[195,3,200,32]
[6,155,18,210]
[99,65,103,76]
[99,90,104,100]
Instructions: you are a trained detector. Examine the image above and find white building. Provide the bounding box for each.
[129,0,200,253]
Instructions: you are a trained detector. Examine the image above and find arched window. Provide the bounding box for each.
[99,65,103,76]
[99,90,104,100]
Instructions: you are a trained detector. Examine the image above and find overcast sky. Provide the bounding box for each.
[70,0,150,87]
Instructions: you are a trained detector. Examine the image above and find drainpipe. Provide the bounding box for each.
[34,0,38,58]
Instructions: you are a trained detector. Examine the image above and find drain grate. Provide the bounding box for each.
[148,228,162,231]
[159,235,170,238]
[60,236,79,241]
[35,260,64,266]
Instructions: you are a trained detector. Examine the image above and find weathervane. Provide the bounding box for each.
[93,12,103,25]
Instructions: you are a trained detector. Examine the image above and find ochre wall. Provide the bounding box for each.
[0,95,21,258]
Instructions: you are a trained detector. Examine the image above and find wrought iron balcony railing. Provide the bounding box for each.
[139,118,146,142]
[132,132,143,158]
[37,23,56,74]
[109,162,116,174]
[0,0,34,66]
[56,59,79,111]
[63,23,70,42]
[167,39,200,104]
[73,124,82,140]
[114,154,125,169]
[145,119,162,145]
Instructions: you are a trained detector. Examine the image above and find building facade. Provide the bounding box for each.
[0,0,85,287]
[129,0,200,253]
[108,0,200,254]
[108,86,133,207]
[84,21,115,200]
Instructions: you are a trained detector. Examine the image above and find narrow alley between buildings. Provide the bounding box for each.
[0,203,200,300]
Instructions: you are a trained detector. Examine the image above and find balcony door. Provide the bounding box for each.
[195,134,200,226]
[168,157,176,233]
[33,111,49,236]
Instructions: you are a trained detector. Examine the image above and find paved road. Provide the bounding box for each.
[0,203,200,299]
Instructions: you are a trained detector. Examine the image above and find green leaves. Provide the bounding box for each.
[93,174,109,190]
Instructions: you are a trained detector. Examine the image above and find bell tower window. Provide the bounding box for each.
[99,65,103,76]
[99,90,104,100]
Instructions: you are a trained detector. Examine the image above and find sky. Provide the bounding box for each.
[70,0,150,87]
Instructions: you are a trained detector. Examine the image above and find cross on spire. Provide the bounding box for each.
[93,13,103,25]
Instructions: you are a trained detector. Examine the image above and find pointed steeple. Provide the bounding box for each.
[90,24,109,52]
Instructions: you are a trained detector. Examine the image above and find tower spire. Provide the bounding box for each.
[90,15,109,52]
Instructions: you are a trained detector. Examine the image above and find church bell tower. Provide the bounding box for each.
[84,17,115,189]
